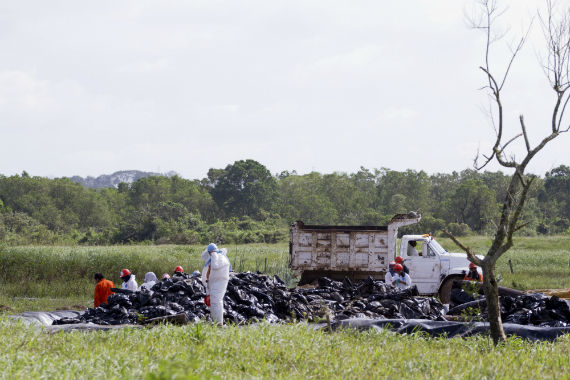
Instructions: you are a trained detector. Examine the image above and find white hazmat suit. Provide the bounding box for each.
[139,272,158,291]
[393,272,412,289]
[122,275,138,291]
[201,245,230,324]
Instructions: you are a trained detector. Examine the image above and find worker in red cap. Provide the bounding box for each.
[392,263,412,289]
[172,265,188,281]
[394,255,410,275]
[120,268,138,291]
[93,273,114,307]
[464,262,483,282]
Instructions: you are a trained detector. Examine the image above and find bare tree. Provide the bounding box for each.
[445,0,570,345]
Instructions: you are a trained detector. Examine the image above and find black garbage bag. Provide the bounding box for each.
[106,294,132,308]
[450,288,475,308]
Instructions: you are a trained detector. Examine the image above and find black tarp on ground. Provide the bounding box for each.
[8,311,142,332]
[8,311,83,326]
[331,318,570,341]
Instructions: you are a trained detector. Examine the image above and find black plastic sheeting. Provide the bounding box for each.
[448,283,570,328]
[9,310,83,326]
[331,318,570,342]
[50,273,446,326]
[9,311,142,332]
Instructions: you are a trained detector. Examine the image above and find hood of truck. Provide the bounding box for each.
[439,252,484,275]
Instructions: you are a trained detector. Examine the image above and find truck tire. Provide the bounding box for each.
[438,275,464,304]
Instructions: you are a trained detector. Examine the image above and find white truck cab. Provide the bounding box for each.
[399,234,484,297]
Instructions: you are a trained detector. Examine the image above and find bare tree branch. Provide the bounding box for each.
[499,133,523,153]
[499,23,533,90]
[557,91,570,129]
[443,229,483,266]
[519,115,531,152]
[514,221,530,232]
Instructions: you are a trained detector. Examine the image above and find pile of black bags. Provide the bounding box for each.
[448,282,570,327]
[53,272,446,325]
[500,293,570,327]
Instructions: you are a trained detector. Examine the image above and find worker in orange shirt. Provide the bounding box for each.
[94,273,115,307]
[464,263,483,282]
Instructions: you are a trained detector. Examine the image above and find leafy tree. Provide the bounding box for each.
[544,165,570,218]
[209,159,277,218]
[278,172,339,224]
[377,169,430,215]
[446,179,498,233]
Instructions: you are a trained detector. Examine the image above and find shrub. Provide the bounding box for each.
[446,222,472,237]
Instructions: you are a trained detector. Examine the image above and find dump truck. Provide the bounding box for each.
[289,213,482,302]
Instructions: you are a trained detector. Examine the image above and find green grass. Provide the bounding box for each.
[439,236,570,289]
[0,243,293,302]
[0,236,568,310]
[0,319,568,380]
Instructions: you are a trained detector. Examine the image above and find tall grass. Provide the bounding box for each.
[0,243,292,301]
[0,319,568,380]
[0,236,568,303]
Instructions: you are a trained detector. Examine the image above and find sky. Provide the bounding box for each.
[0,0,568,180]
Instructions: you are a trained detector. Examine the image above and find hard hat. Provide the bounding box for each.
[469,262,477,269]
[395,256,404,264]
[174,266,184,273]
[389,261,396,267]
[394,263,403,273]
[120,269,131,278]
[207,243,218,252]
[162,273,171,280]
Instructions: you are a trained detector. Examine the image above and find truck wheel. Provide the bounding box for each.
[438,275,463,304]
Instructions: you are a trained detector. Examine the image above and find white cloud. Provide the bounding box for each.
[0,70,52,110]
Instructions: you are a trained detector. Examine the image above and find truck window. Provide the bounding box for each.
[426,244,436,257]
[407,241,422,256]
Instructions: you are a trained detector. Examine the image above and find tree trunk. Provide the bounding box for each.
[481,263,506,344]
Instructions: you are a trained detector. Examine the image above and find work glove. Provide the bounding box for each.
[204,294,211,307]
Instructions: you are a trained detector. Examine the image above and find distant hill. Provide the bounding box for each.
[68,170,178,188]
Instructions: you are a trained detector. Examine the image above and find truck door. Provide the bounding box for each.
[406,240,441,294]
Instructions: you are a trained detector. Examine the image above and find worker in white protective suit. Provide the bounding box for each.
[120,268,138,291]
[201,243,230,325]
[392,264,412,289]
[138,272,158,291]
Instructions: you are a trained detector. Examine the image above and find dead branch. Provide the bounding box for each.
[498,133,523,154]
[519,115,531,152]
[442,229,483,266]
[514,221,530,232]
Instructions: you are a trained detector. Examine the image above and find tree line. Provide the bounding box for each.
[0,159,568,245]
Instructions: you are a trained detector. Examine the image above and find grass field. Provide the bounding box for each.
[0,319,569,380]
[0,236,568,379]
[0,243,292,312]
[438,235,570,290]
[0,236,568,308]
